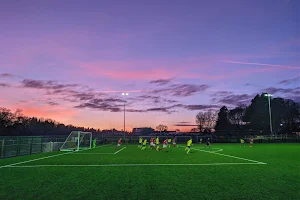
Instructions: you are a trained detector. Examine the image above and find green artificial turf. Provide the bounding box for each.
[0,143,299,200]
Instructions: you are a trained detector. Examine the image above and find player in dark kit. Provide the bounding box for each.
[204,138,211,149]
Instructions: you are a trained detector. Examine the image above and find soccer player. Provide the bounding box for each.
[168,138,172,148]
[116,138,122,149]
[155,137,160,151]
[204,138,211,149]
[250,137,253,148]
[141,139,147,150]
[160,139,169,152]
[199,138,203,144]
[150,138,155,149]
[172,137,176,147]
[93,138,97,148]
[240,138,245,147]
[138,137,143,148]
[185,138,192,154]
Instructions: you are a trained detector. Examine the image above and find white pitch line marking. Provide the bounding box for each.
[5,163,266,168]
[0,145,109,169]
[76,144,108,152]
[178,145,266,164]
[0,151,73,169]
[114,147,126,154]
[73,153,115,155]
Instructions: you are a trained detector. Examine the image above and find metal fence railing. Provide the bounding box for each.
[0,136,67,159]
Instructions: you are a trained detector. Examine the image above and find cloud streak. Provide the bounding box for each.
[263,87,300,95]
[0,73,15,78]
[223,60,300,70]
[152,84,209,97]
[149,79,172,85]
[211,91,252,106]
[278,76,300,85]
[0,83,10,87]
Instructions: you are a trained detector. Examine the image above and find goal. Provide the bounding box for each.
[60,131,92,151]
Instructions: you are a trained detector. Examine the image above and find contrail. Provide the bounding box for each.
[223,60,300,70]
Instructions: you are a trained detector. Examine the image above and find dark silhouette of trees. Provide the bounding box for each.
[213,94,300,135]
[228,104,246,126]
[0,107,102,136]
[196,111,217,131]
[215,106,231,131]
[156,124,168,132]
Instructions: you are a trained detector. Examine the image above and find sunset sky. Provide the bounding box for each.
[0,0,299,131]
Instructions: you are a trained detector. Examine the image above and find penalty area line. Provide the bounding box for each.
[73,153,115,155]
[5,163,266,168]
[0,151,73,169]
[0,144,109,169]
[178,145,267,164]
[114,147,126,154]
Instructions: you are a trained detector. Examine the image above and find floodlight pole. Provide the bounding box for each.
[122,93,129,141]
[265,94,274,138]
[124,100,125,141]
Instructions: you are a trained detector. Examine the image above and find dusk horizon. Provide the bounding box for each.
[1,0,299,131]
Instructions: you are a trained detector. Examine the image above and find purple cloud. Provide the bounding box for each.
[137,95,178,104]
[263,87,300,95]
[0,83,10,87]
[149,79,172,85]
[153,84,209,97]
[0,73,14,78]
[22,79,79,90]
[184,104,220,110]
[278,76,299,85]
[47,101,59,106]
[213,93,252,106]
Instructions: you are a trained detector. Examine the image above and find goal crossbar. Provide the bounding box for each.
[60,131,92,151]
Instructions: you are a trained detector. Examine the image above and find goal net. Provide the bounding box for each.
[60,131,92,151]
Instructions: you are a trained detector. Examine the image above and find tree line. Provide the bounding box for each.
[0,108,102,136]
[196,93,300,135]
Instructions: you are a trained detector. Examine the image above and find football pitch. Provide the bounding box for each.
[0,143,299,200]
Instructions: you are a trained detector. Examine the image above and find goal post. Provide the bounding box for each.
[60,131,92,151]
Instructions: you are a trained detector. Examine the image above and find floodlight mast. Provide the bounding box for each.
[264,93,274,138]
[121,93,129,141]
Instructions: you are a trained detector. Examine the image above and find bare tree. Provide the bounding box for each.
[156,124,168,132]
[190,128,200,132]
[196,111,217,131]
[229,104,246,125]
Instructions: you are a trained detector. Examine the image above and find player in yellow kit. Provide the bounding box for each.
[138,137,143,148]
[240,139,245,147]
[168,138,171,148]
[141,139,147,150]
[155,137,160,151]
[185,138,192,154]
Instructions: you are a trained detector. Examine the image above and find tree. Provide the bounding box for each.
[229,104,246,126]
[156,124,168,132]
[196,111,217,131]
[243,94,300,134]
[0,107,14,132]
[190,128,200,132]
[243,94,269,131]
[215,106,231,131]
